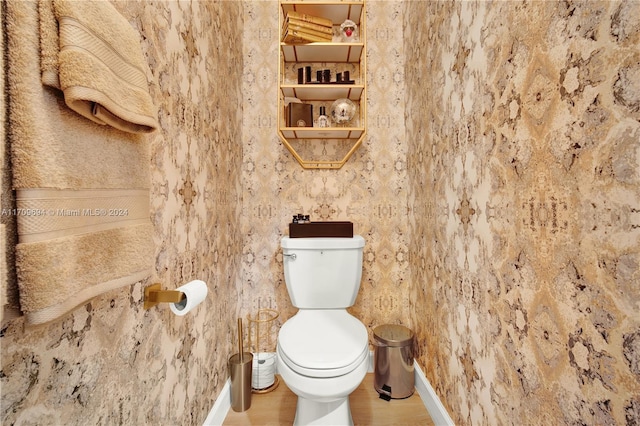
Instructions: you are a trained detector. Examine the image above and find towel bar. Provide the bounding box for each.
[144,283,186,310]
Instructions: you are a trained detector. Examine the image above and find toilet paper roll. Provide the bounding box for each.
[252,352,276,389]
[170,280,208,316]
[252,352,276,369]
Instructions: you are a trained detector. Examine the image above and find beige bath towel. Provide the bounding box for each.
[6,0,154,325]
[1,0,5,323]
[38,0,59,88]
[40,0,158,134]
[0,225,5,323]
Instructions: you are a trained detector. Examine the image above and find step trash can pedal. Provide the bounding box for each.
[378,384,392,401]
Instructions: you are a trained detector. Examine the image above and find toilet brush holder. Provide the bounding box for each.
[229,318,253,412]
[229,352,253,412]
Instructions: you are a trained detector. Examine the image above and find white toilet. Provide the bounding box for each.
[277,235,368,426]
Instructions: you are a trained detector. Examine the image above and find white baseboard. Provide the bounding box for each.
[413,360,455,426]
[203,353,454,426]
[203,378,230,426]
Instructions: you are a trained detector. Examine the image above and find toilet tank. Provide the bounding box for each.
[281,235,365,309]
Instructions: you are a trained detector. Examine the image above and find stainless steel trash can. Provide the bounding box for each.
[373,324,414,399]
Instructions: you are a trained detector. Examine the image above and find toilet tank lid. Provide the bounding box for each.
[281,235,365,249]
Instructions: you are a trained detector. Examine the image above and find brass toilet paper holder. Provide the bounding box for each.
[144,283,186,310]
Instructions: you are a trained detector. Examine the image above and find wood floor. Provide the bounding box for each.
[223,374,434,426]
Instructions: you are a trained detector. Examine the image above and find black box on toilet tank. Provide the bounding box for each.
[289,221,353,238]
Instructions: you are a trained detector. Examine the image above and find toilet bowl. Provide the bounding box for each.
[276,310,368,425]
[278,236,368,426]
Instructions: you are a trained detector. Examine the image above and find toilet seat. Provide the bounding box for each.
[278,310,368,378]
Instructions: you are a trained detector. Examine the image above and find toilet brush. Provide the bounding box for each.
[238,317,243,363]
[229,317,252,411]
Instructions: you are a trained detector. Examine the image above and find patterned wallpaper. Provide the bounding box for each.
[2,1,638,425]
[1,1,243,424]
[241,0,410,334]
[405,1,640,424]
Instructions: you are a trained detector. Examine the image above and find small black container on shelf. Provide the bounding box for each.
[305,66,312,83]
[322,69,331,83]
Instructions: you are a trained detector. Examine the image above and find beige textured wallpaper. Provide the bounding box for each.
[406,1,640,424]
[1,1,243,424]
[241,0,410,341]
[2,1,638,425]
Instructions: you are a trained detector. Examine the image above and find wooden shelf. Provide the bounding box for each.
[281,43,364,63]
[280,2,364,25]
[280,84,364,101]
[280,127,364,139]
[278,1,366,170]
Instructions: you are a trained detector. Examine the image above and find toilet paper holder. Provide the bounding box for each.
[144,283,186,310]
